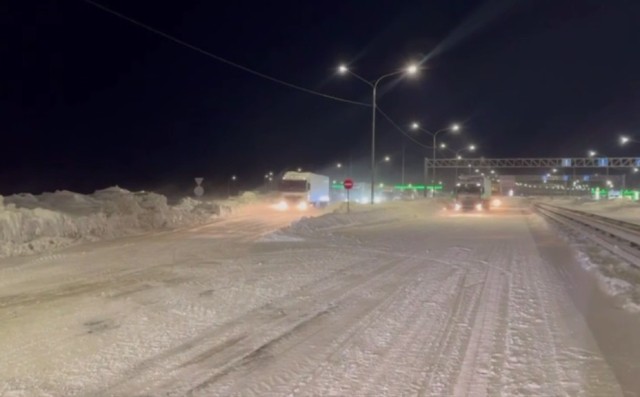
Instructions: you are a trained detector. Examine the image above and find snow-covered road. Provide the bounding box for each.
[0,200,628,396]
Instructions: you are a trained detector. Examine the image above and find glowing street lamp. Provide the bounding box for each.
[445,144,476,178]
[338,63,419,204]
[588,149,610,178]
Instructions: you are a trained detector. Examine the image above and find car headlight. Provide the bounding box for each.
[475,203,483,211]
[491,198,502,207]
[297,201,308,211]
[454,203,462,211]
[274,200,288,211]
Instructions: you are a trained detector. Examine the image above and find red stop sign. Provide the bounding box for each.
[343,178,354,190]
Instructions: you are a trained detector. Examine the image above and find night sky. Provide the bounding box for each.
[2,0,640,195]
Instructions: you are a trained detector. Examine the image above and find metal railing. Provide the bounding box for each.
[534,202,640,269]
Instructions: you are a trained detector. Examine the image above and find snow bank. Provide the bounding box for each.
[574,246,640,313]
[0,187,229,258]
[285,200,445,237]
[540,196,640,224]
[546,216,640,313]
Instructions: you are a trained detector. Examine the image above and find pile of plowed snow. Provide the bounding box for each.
[0,187,229,258]
[284,200,446,237]
[539,196,640,224]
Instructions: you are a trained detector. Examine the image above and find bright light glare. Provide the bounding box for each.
[454,203,462,211]
[411,122,419,130]
[273,201,288,211]
[336,163,342,168]
[406,64,418,74]
[621,136,630,144]
[297,201,308,211]
[452,124,460,131]
[338,65,348,73]
[475,203,483,211]
[457,155,462,160]
[491,198,502,208]
[384,156,391,162]
[588,150,596,157]
[469,144,476,151]
[440,143,446,149]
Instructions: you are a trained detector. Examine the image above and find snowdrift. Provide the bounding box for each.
[539,196,640,223]
[0,187,229,258]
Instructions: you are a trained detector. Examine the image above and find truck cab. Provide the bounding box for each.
[276,171,330,210]
[453,176,492,211]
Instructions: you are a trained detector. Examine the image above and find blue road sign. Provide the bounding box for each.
[562,158,572,167]
[583,175,590,181]
[598,157,608,167]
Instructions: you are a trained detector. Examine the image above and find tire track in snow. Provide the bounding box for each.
[415,269,478,396]
[451,244,510,397]
[338,267,464,397]
[184,256,429,397]
[98,254,414,396]
[500,243,565,396]
[201,263,451,396]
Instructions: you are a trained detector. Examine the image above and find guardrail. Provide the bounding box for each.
[534,202,640,269]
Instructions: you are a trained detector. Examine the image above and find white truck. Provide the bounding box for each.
[452,174,493,211]
[276,171,330,210]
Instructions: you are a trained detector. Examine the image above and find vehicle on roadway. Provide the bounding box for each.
[275,171,330,211]
[451,174,498,212]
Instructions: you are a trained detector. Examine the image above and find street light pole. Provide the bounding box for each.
[432,134,436,196]
[340,64,418,204]
[371,80,377,205]
[401,139,406,185]
[228,175,237,198]
[412,122,460,197]
[448,144,476,180]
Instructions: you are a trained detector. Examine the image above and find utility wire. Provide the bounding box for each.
[81,0,435,152]
[80,0,370,107]
[377,108,433,150]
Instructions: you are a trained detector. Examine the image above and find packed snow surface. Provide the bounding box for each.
[0,198,629,396]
